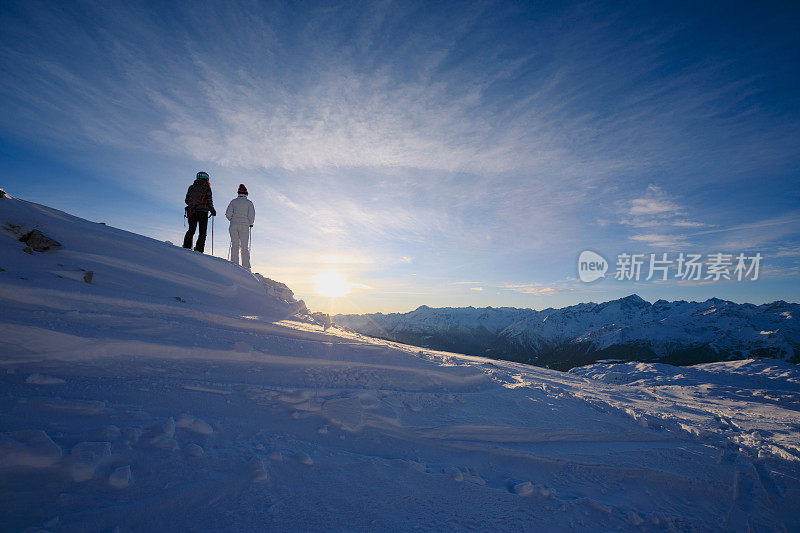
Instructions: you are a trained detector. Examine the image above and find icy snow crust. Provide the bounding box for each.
[1,196,799,531]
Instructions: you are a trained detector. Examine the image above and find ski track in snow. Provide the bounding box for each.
[1,196,799,531]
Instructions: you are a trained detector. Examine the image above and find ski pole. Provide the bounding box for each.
[249,226,252,255]
[210,213,214,256]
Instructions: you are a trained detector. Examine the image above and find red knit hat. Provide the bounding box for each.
[238,184,248,195]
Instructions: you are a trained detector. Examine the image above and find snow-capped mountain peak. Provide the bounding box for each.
[335,294,799,369]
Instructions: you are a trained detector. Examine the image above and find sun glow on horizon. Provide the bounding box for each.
[314,270,351,298]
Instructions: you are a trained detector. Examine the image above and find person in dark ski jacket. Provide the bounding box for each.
[183,171,216,253]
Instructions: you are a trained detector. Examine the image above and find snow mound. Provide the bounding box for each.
[0,195,315,322]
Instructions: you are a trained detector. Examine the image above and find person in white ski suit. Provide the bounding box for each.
[225,184,256,269]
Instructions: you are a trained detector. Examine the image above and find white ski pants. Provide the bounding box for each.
[229,224,250,269]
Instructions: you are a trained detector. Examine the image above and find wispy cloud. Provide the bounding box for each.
[760,264,800,278]
[502,284,558,296]
[615,185,709,247]
[689,212,800,251]
[1,1,798,310]
[6,2,795,183]
[774,246,800,258]
[621,185,706,229]
[628,233,690,248]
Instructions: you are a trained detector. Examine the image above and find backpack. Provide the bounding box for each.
[185,180,212,212]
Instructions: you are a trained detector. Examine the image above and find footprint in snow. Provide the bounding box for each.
[88,425,121,441]
[294,451,313,465]
[176,414,213,435]
[149,417,179,451]
[160,417,175,438]
[69,442,111,482]
[121,427,142,443]
[462,473,486,485]
[150,435,179,450]
[108,465,132,489]
[249,457,269,483]
[510,481,555,498]
[511,481,535,496]
[268,451,285,462]
[444,467,463,482]
[186,443,204,457]
[321,396,363,431]
[390,459,426,473]
[25,373,65,385]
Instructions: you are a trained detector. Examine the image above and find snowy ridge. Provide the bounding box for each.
[335,294,799,369]
[0,194,318,325]
[1,194,799,530]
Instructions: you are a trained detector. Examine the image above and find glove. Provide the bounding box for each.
[210,209,217,216]
[250,224,253,227]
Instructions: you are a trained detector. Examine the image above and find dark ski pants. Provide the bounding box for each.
[183,210,209,252]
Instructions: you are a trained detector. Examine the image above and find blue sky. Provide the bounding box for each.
[1,0,798,313]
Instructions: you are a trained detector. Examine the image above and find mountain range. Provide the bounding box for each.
[334,295,799,370]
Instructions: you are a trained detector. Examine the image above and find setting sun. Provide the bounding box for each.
[314,270,351,298]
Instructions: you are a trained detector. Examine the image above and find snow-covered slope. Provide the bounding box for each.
[1,194,799,531]
[0,192,313,324]
[335,294,799,369]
